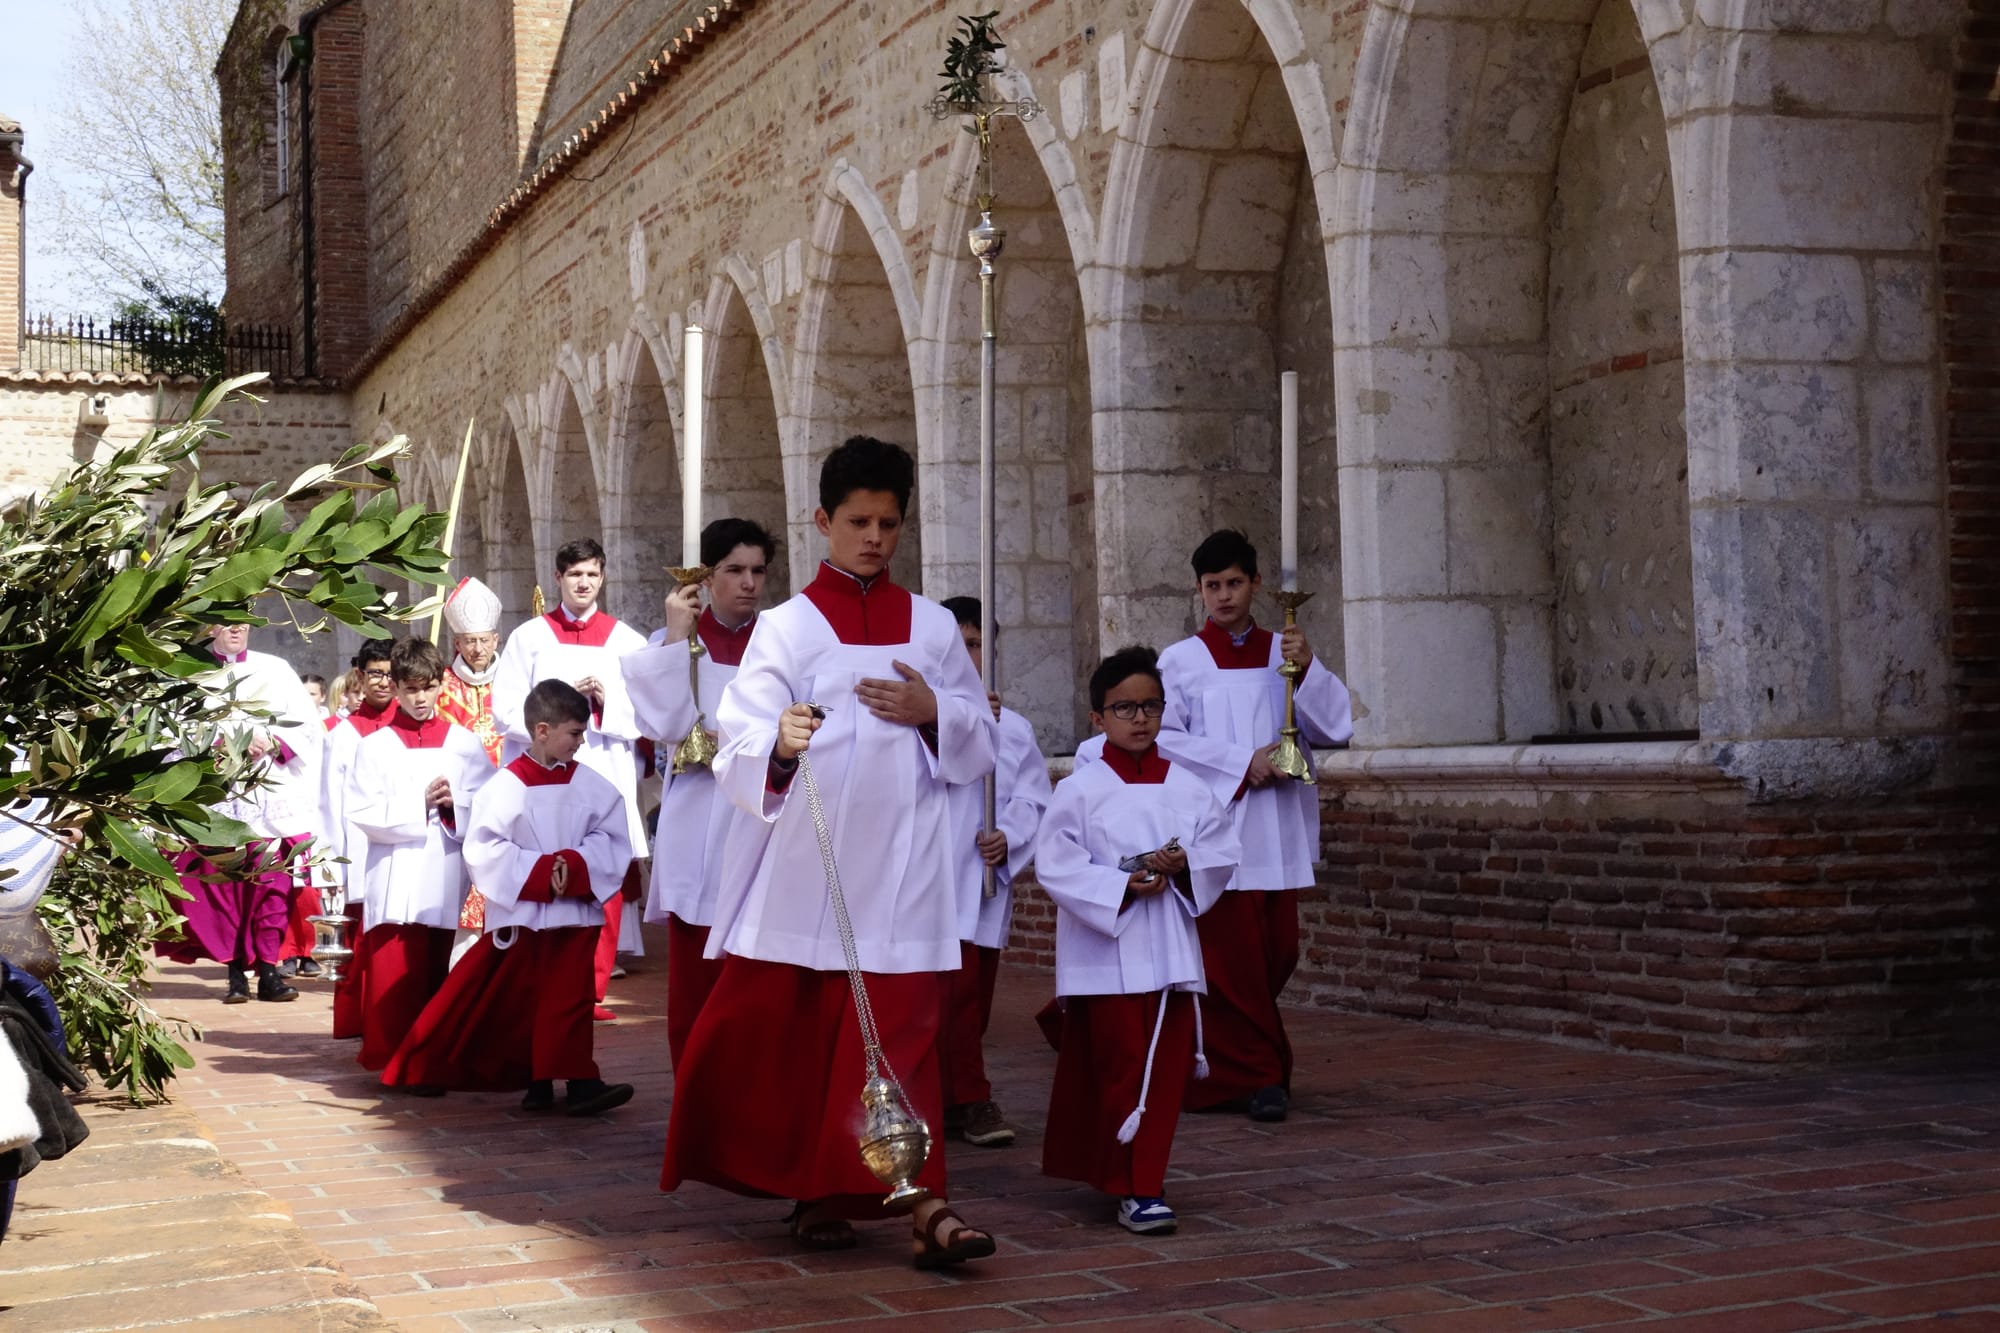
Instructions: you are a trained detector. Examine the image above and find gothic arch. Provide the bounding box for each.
[540,366,609,580]
[701,264,793,599]
[603,312,682,628]
[482,415,538,628]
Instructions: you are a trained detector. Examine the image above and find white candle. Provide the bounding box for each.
[681,323,706,567]
[1279,370,1299,592]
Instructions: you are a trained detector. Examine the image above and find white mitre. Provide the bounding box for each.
[443,576,502,635]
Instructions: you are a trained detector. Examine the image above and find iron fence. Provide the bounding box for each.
[18,312,294,378]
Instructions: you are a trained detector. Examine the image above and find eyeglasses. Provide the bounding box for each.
[1104,699,1167,721]
[361,669,394,682]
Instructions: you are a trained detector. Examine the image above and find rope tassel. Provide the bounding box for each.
[1192,992,1210,1081]
[1117,989,1173,1145]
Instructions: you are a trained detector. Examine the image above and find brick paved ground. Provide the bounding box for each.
[10,924,2000,1331]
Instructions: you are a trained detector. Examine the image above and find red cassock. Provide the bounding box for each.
[664,915,723,1070]
[357,923,456,1071]
[661,956,948,1219]
[1044,990,1196,1199]
[382,925,599,1089]
[938,941,1001,1107]
[1183,889,1298,1108]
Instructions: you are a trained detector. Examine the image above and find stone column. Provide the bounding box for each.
[1670,7,1954,794]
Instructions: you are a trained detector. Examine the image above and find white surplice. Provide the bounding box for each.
[491,611,650,854]
[344,722,495,930]
[1157,630,1353,891]
[622,639,770,928]
[197,650,326,843]
[467,759,634,934]
[945,705,1052,949]
[709,581,998,974]
[1035,753,1239,998]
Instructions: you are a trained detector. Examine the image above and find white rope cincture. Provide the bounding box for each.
[1192,991,1209,1081]
[1116,988,1172,1145]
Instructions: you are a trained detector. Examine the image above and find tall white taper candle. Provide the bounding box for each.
[1280,370,1299,592]
[681,323,706,567]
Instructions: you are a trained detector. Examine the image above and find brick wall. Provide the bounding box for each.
[1,122,23,369]
[219,0,301,341]
[1007,774,2000,1067]
[307,3,372,378]
[1946,2,2000,781]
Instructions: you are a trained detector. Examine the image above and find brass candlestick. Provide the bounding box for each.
[308,882,355,983]
[1267,589,1316,786]
[665,565,718,774]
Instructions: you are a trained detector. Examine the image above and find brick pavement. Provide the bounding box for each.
[9,925,2000,1331]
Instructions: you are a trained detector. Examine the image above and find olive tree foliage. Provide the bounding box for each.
[1,375,449,1097]
[41,0,233,304]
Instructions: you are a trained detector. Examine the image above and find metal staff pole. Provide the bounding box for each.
[427,417,478,644]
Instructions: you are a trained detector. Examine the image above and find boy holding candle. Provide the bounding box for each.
[381,679,636,1115]
[344,638,495,1077]
[1037,645,1239,1233]
[1158,529,1352,1123]
[935,594,1051,1148]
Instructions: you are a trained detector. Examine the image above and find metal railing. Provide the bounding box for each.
[18,312,294,378]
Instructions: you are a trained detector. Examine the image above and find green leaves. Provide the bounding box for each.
[186,547,286,603]
[939,11,1005,105]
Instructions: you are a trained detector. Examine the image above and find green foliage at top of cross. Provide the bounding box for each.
[0,372,450,884]
[939,10,1005,106]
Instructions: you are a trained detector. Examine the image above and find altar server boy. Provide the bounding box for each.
[344,638,494,1074]
[623,517,775,1066]
[936,595,1051,1148]
[380,680,635,1115]
[1037,646,1239,1235]
[1160,529,1352,1123]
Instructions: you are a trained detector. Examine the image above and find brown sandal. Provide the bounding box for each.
[787,1201,857,1251]
[913,1206,996,1270]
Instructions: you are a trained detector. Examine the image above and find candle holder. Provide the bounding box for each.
[1267,589,1316,786]
[308,883,356,983]
[665,564,718,773]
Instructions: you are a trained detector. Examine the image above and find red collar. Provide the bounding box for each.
[1101,743,1172,785]
[801,561,911,646]
[1197,619,1274,671]
[506,754,578,787]
[347,698,399,737]
[387,709,453,748]
[545,606,620,647]
[698,607,756,666]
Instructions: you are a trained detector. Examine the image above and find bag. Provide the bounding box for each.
[0,915,58,983]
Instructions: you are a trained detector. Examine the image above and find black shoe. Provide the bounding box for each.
[1248,1085,1289,1123]
[520,1080,557,1112]
[294,958,322,978]
[385,1083,446,1098]
[278,958,300,978]
[565,1078,635,1117]
[255,963,299,1003]
[224,962,251,1005]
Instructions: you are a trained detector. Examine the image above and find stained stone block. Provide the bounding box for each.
[1099,591,1194,663]
[1365,18,1479,174]
[1024,562,1074,627]
[1196,155,1301,273]
[1680,251,1868,364]
[995,461,1034,562]
[1691,505,1838,739]
[1346,598,1501,747]
[1104,268,1279,326]
[1338,464,1447,599]
[1762,33,1947,118]
[1864,368,1941,504]
[1462,22,1592,174]
[1686,363,1862,504]
[1336,347,1545,467]
[1835,508,1947,732]
[1112,322,1270,413]
[1330,167,1549,240]
[1674,114,1937,252]
[1883,0,1962,38]
[1032,463,1071,561]
[1148,57,1259,153]
[1447,464,1554,598]
[1123,148,1209,269]
[1869,258,1936,365]
[1696,0,1888,33]
[1443,235,1549,345]
[1097,470,1215,598]
[1500,601,1560,741]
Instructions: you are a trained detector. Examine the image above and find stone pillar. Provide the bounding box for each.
[0,116,25,371]
[1670,9,1955,793]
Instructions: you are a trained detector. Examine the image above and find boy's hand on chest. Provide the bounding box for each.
[855,660,936,728]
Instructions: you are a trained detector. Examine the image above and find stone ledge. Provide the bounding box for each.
[1316,739,1735,796]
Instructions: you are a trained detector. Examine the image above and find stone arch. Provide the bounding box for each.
[702,264,793,600]
[793,165,925,590]
[1333,0,1700,748]
[1093,0,1344,663]
[483,414,538,628]
[540,366,608,583]
[918,104,1095,751]
[603,309,682,629]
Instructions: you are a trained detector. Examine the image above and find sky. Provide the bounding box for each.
[1,0,143,313]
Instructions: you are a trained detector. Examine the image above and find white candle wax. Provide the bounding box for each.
[1280,370,1299,592]
[681,323,705,567]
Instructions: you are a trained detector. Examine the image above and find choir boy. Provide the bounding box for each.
[661,437,1000,1270]
[936,595,1051,1148]
[319,643,399,1023]
[381,680,635,1115]
[1037,646,1238,1234]
[343,638,494,1076]
[1160,530,1352,1122]
[622,517,775,1067]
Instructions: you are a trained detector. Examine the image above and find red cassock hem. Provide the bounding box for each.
[661,956,949,1219]
[1183,889,1300,1109]
[1043,990,1195,1199]
[665,915,723,1071]
[939,942,1000,1107]
[381,926,599,1089]
[280,884,323,960]
[356,922,455,1071]
[331,904,370,1040]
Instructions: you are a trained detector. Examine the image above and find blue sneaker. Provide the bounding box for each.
[1118,1196,1178,1234]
